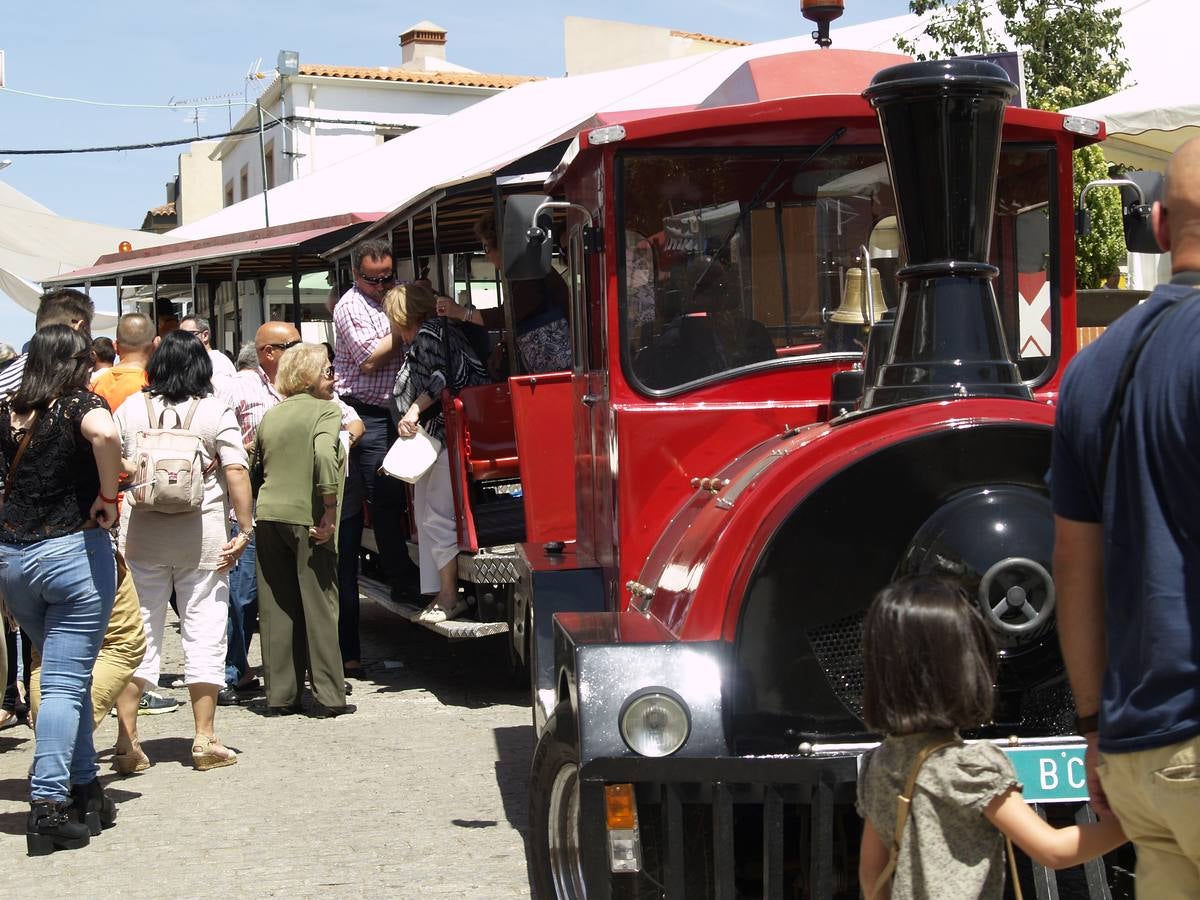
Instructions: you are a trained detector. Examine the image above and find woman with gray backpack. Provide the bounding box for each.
[114,331,254,771]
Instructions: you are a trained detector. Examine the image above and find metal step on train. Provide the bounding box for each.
[358,574,510,640]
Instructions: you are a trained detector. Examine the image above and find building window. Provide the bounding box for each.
[224,181,234,208]
[240,165,249,200]
[264,141,276,190]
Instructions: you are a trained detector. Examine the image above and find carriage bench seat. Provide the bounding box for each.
[448,383,520,481]
[444,381,526,553]
[468,455,520,479]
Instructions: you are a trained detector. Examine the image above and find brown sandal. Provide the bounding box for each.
[112,740,150,775]
[191,734,237,771]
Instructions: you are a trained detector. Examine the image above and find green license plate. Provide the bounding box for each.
[1002,745,1089,803]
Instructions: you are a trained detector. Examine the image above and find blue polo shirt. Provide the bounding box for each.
[1051,276,1200,754]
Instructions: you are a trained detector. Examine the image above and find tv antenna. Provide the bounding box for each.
[243,57,269,105]
[168,87,247,131]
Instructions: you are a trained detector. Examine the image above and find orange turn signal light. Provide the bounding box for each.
[604,783,637,830]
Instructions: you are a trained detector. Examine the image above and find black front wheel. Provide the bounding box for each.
[529,702,586,900]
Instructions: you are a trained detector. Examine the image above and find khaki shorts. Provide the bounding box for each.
[1099,733,1200,899]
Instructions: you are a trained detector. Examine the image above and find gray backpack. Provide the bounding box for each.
[129,395,216,514]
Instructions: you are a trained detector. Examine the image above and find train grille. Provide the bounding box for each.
[805,613,866,718]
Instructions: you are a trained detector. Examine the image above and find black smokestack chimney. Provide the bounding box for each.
[860,58,1030,409]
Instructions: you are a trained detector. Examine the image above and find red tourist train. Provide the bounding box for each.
[501,53,1154,900]
[341,31,1157,900]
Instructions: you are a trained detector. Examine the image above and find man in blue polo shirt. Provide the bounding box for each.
[1052,137,1200,897]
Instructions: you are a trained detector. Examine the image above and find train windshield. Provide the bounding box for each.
[618,146,1055,393]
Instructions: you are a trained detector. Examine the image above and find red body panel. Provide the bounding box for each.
[630,398,1057,642]
[510,371,577,545]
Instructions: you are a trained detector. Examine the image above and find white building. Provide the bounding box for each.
[564,17,750,76]
[211,21,534,208]
[195,21,536,349]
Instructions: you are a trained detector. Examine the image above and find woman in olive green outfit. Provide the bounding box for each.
[252,344,349,715]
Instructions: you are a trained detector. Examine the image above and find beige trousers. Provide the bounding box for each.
[31,551,146,729]
[1099,733,1200,899]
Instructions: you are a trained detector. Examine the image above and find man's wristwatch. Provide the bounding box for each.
[239,526,255,542]
[1074,712,1099,734]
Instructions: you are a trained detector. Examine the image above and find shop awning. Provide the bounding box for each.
[43,213,380,288]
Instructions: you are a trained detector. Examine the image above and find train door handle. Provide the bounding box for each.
[581,393,602,407]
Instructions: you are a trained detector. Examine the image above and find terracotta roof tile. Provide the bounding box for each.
[147,200,176,217]
[297,64,538,90]
[669,29,750,47]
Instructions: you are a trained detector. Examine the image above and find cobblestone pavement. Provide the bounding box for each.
[0,597,535,898]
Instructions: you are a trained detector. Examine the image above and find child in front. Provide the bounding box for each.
[856,576,1125,899]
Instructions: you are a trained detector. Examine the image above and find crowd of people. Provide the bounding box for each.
[0,226,540,856]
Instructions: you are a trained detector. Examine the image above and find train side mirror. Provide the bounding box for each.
[1076,174,1164,254]
[1120,171,1163,254]
[502,194,553,281]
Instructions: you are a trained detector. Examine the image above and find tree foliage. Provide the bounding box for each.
[896,1,1129,287]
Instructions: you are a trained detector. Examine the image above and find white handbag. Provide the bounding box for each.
[380,425,442,483]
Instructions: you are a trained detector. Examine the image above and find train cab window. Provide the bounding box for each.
[618,146,1057,393]
[993,148,1056,383]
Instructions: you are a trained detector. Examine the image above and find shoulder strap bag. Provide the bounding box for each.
[1099,292,1198,494]
[0,406,40,629]
[2,409,40,505]
[868,739,1025,900]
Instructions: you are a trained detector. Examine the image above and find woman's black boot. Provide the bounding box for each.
[70,778,116,835]
[27,799,91,855]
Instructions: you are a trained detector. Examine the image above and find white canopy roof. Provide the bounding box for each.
[169,31,905,243]
[168,53,727,241]
[167,1,1192,246]
[0,181,168,327]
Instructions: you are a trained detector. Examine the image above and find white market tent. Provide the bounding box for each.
[0,180,168,327]
[827,0,1195,171]
[1066,81,1200,169]
[1062,0,1198,170]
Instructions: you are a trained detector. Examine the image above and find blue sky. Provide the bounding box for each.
[0,1,909,344]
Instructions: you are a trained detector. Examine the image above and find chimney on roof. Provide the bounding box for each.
[400,20,447,69]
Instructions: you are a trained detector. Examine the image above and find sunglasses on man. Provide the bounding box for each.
[358,272,396,286]
[259,339,301,352]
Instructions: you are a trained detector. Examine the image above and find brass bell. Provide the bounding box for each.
[830,266,888,324]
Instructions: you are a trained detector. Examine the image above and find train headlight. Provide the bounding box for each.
[620,691,690,757]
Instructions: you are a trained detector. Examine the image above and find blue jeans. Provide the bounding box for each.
[224,526,257,686]
[339,406,414,663]
[0,529,116,800]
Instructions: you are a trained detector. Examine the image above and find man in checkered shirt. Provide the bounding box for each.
[332,239,421,673]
